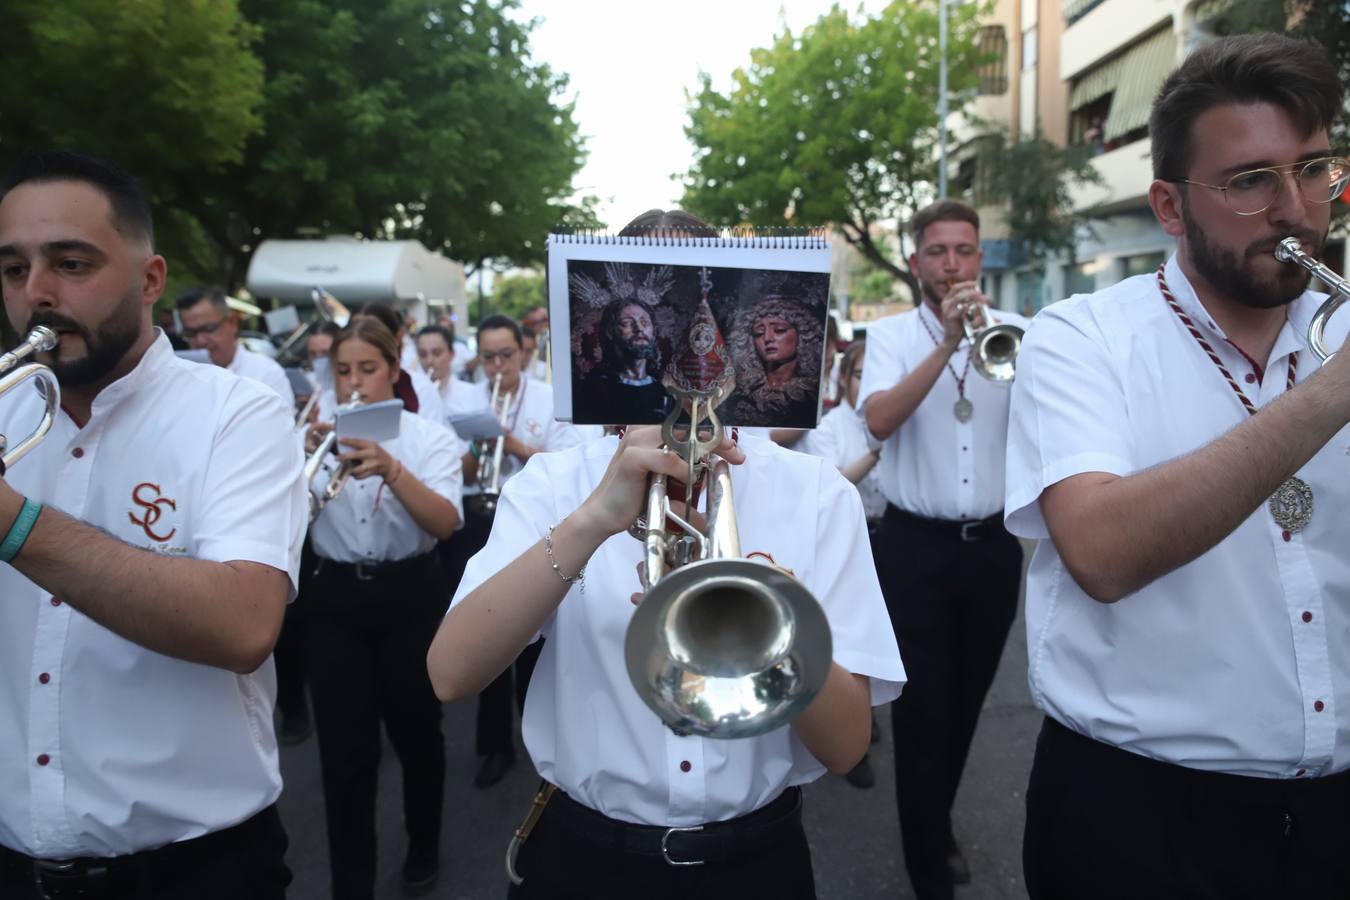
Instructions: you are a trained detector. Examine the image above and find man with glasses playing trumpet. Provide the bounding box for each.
[443,313,582,788]
[0,151,305,899]
[1005,34,1350,898]
[859,198,1028,900]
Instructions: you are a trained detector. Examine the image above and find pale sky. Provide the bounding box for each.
[518,1,886,230]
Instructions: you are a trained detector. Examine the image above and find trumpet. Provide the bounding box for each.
[624,394,833,739]
[276,287,351,365]
[1275,237,1350,362]
[303,391,362,523]
[963,302,1022,382]
[0,327,60,473]
[475,372,514,515]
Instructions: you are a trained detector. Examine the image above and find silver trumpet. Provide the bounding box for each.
[475,372,514,515]
[303,391,362,523]
[0,327,60,472]
[1275,237,1350,362]
[275,287,352,364]
[964,304,1022,382]
[624,397,833,739]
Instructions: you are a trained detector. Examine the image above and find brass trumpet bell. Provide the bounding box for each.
[970,322,1023,382]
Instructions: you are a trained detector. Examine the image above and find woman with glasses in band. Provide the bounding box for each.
[442,313,583,790]
[304,318,463,900]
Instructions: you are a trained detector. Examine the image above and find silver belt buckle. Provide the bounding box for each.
[660,825,704,866]
[960,520,979,542]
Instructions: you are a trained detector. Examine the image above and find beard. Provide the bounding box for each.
[614,333,658,367]
[918,276,947,308]
[24,287,142,387]
[1183,210,1325,310]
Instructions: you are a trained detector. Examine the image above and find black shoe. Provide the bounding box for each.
[473,750,516,788]
[276,708,313,746]
[844,753,875,789]
[402,845,439,897]
[947,837,971,886]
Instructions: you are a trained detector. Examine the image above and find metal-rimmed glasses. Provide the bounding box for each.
[1168,156,1350,216]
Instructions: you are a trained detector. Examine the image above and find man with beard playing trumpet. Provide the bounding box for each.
[1005,34,1350,898]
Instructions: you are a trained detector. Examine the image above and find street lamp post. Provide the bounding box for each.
[939,0,949,199]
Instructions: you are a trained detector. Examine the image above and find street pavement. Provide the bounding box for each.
[277,543,1040,900]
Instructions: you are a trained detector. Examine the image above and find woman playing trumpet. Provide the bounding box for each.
[304,317,463,900]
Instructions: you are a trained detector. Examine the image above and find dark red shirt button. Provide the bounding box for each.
[679,760,692,773]
[1315,700,1325,712]
[36,754,49,766]
[1303,611,1313,623]
[38,673,49,685]
[1282,531,1291,542]
[49,597,61,607]
[71,448,84,459]
[1245,373,1256,383]
[1296,768,1306,777]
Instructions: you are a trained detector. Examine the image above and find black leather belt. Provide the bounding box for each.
[0,806,278,899]
[546,786,802,866]
[316,550,434,582]
[884,505,1005,542]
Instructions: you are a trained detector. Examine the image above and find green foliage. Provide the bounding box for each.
[976,130,1101,275]
[680,0,989,281]
[489,271,546,321]
[0,0,264,175]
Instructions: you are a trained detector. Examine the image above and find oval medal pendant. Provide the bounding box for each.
[1268,476,1313,533]
[954,397,974,423]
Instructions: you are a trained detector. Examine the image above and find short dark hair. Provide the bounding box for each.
[416,324,455,350]
[353,303,403,336]
[1,150,155,249]
[175,286,228,312]
[619,209,719,238]
[478,313,522,347]
[1150,33,1342,180]
[910,199,980,248]
[313,321,343,339]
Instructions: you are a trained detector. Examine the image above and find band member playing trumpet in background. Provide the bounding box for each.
[177,284,296,407]
[303,317,463,900]
[0,151,306,899]
[415,323,464,411]
[443,313,582,788]
[860,198,1029,900]
[1006,35,1350,898]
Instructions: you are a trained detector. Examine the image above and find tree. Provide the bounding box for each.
[680,1,988,289]
[976,129,1101,278]
[489,271,546,321]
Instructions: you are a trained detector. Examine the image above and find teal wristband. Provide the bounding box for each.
[0,497,41,564]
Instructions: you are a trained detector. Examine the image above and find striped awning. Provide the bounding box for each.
[1069,54,1125,110]
[1103,27,1178,142]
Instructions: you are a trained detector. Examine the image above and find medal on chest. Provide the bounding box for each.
[1157,266,1312,533]
[918,307,975,422]
[953,397,974,423]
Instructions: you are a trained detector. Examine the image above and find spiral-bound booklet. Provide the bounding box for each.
[546,232,832,427]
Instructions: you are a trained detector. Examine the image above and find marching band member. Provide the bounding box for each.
[304,317,463,900]
[860,198,1029,898]
[427,425,904,899]
[0,151,305,899]
[415,323,463,411]
[443,313,583,788]
[177,285,296,407]
[1008,35,1350,898]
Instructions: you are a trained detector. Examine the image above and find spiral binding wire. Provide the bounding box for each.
[548,224,829,249]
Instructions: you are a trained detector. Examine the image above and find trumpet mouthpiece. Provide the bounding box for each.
[1275,237,1303,262]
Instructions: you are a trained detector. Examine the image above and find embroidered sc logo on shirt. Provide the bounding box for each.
[128,482,178,541]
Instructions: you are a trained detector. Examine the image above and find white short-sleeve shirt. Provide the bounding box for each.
[798,404,887,519]
[1005,254,1350,778]
[449,434,905,826]
[445,377,582,496]
[859,305,1029,520]
[310,411,465,562]
[0,334,306,857]
[227,344,295,409]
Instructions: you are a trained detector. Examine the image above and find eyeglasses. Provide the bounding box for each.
[1168,156,1350,216]
[480,348,518,364]
[180,318,231,340]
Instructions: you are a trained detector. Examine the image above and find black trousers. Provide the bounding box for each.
[1025,716,1350,900]
[442,502,542,756]
[0,805,290,900]
[876,505,1022,900]
[274,540,316,723]
[304,553,448,900]
[506,795,817,900]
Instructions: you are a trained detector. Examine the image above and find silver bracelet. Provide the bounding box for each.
[544,522,586,593]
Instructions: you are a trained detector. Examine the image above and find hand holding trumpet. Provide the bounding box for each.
[938,281,993,348]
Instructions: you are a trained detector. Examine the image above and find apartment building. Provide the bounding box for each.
[960,0,1346,314]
